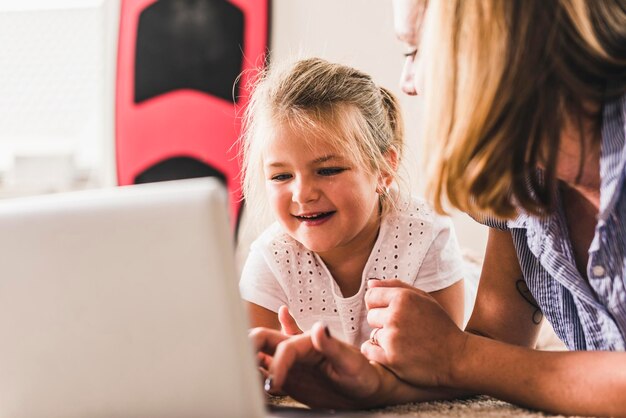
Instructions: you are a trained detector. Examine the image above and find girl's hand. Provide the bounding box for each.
[278,305,303,335]
[249,323,384,409]
[363,279,467,388]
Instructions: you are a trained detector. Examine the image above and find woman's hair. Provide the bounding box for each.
[240,57,405,232]
[418,0,626,219]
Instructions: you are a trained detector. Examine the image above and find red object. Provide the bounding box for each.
[116,0,269,228]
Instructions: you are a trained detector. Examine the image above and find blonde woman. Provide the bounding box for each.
[252,0,626,416]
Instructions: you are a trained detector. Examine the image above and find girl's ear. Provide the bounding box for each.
[379,149,399,188]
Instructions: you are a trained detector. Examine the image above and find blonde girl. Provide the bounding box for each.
[239,58,467,345]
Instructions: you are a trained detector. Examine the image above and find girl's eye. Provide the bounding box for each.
[318,167,346,176]
[270,173,292,182]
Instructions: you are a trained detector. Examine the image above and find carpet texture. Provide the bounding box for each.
[269,395,585,417]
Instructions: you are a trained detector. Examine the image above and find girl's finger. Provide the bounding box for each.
[267,332,319,391]
[257,351,273,370]
[249,327,289,356]
[278,305,303,335]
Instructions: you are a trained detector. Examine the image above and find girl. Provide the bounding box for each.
[239,58,467,346]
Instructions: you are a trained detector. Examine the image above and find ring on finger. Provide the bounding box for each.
[369,327,381,346]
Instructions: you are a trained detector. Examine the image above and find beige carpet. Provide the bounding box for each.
[269,395,585,417]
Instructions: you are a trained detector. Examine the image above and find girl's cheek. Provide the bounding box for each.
[267,185,289,205]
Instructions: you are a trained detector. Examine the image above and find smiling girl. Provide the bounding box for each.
[239,58,467,345]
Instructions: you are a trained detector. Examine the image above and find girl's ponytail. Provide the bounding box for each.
[379,86,404,156]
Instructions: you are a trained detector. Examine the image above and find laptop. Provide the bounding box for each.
[0,178,267,417]
[0,178,396,418]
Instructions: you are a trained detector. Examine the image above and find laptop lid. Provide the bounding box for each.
[0,178,265,418]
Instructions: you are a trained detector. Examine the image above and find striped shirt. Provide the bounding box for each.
[481,94,626,351]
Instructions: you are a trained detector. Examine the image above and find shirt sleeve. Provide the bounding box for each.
[238,243,288,313]
[412,216,465,292]
[470,213,509,231]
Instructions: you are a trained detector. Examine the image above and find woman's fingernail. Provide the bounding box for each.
[324,326,331,338]
[264,376,273,392]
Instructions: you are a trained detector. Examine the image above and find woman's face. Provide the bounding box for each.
[392,0,427,95]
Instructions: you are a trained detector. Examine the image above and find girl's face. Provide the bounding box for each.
[263,124,383,259]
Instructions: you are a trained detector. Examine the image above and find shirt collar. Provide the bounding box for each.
[508,94,626,227]
[598,94,626,221]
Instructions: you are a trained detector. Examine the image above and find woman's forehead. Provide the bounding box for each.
[392,0,425,47]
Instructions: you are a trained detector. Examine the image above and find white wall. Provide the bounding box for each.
[266,0,488,257]
[0,0,119,198]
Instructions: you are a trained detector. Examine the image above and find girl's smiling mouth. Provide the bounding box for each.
[293,211,336,225]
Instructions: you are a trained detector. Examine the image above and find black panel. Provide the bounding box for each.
[135,0,244,103]
[134,156,227,185]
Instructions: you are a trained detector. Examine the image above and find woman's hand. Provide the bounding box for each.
[362,279,467,388]
[249,322,385,409]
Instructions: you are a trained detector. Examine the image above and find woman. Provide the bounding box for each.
[251,0,626,416]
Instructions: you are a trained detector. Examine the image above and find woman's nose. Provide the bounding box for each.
[399,53,418,96]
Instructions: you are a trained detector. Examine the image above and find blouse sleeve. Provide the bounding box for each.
[412,216,464,292]
[470,213,509,231]
[238,243,288,313]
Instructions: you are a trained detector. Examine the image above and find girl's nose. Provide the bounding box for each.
[292,177,318,203]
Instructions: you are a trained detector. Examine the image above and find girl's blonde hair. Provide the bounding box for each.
[418,0,626,219]
[241,57,404,234]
